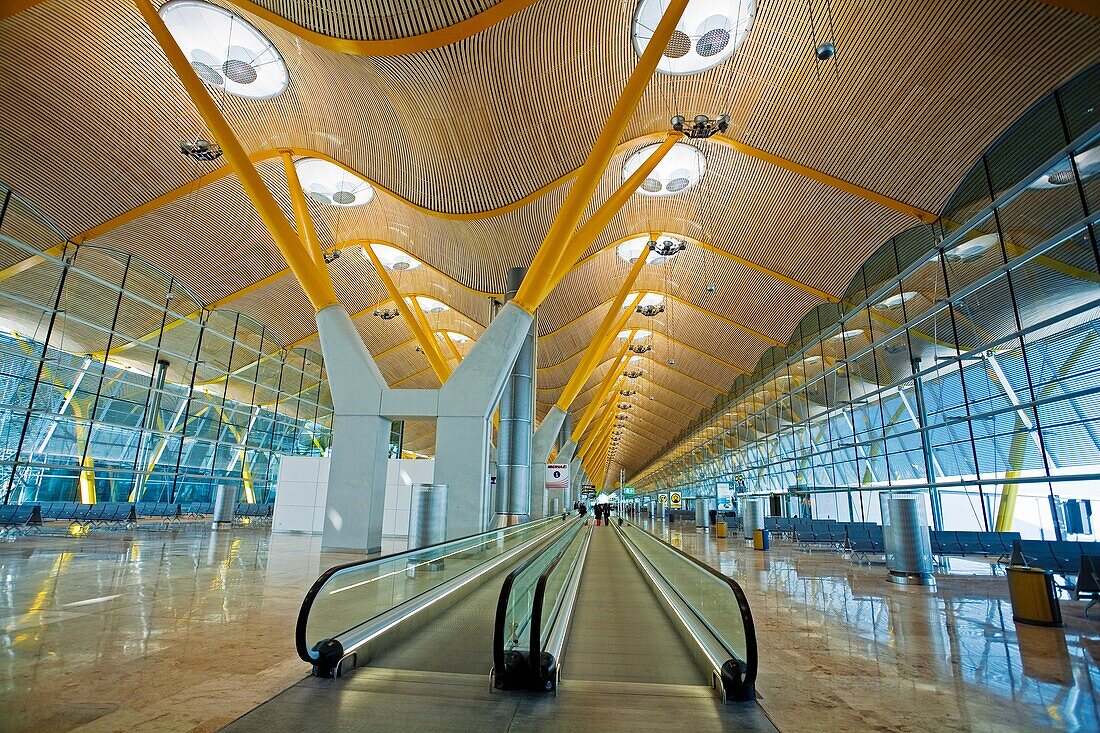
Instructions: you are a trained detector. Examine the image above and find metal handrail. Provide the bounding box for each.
[295,515,558,664]
[617,520,758,701]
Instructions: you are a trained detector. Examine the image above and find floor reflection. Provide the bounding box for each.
[643,517,1100,732]
[0,525,358,733]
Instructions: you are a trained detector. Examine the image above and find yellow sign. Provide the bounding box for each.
[669,491,682,509]
[658,493,668,504]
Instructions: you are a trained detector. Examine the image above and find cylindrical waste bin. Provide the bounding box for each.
[1007,566,1063,627]
[753,528,770,551]
[881,491,935,586]
[408,483,448,573]
[743,497,765,540]
[212,484,236,529]
[715,521,728,538]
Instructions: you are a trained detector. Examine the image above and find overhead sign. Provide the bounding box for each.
[624,486,635,496]
[669,491,682,509]
[546,464,570,489]
[658,493,668,504]
[581,484,597,498]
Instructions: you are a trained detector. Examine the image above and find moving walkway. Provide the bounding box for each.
[222,514,768,731]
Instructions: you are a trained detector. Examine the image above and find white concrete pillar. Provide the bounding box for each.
[315,306,390,554]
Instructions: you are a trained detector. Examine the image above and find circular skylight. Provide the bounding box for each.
[619,329,653,340]
[293,158,375,207]
[873,291,920,311]
[628,292,666,308]
[442,331,471,344]
[623,142,706,196]
[830,329,864,341]
[369,244,420,271]
[1029,147,1100,189]
[411,296,449,313]
[628,355,646,363]
[945,233,999,263]
[160,0,288,99]
[616,234,685,265]
[632,0,755,75]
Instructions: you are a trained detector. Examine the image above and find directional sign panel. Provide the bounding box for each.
[658,493,668,504]
[669,491,682,509]
[546,464,569,489]
[624,486,635,497]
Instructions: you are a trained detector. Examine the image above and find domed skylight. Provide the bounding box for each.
[945,233,999,263]
[623,142,706,196]
[627,292,666,308]
[367,244,420,271]
[616,234,686,265]
[632,0,755,76]
[293,158,375,207]
[442,331,471,344]
[409,296,449,313]
[1029,147,1099,189]
[160,0,288,99]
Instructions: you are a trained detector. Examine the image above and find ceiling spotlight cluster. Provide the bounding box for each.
[623,369,644,379]
[628,343,653,354]
[636,302,665,317]
[649,238,687,258]
[373,308,400,320]
[616,415,630,421]
[670,114,730,139]
[619,389,638,397]
[179,139,222,162]
[618,403,633,410]
[323,249,341,264]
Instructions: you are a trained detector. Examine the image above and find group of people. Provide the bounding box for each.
[574,501,615,526]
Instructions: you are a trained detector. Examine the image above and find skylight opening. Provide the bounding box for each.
[294,158,375,207]
[160,0,288,99]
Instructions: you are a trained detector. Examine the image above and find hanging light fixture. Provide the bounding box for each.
[373,308,400,320]
[670,114,730,139]
[619,389,638,397]
[628,343,653,354]
[623,369,644,379]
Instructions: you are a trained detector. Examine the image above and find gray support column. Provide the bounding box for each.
[435,301,534,538]
[909,357,943,532]
[316,305,390,554]
[531,405,567,521]
[494,267,535,526]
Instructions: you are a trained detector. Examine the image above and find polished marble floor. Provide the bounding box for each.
[1,520,1098,732]
[644,517,1100,733]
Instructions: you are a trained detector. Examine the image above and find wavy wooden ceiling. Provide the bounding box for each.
[0,0,1098,480]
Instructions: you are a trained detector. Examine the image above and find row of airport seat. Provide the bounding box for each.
[1010,539,1100,576]
[1,500,273,534]
[0,503,43,536]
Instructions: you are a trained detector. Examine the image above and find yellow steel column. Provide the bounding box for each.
[577,378,626,462]
[441,331,464,363]
[407,294,453,376]
[280,151,327,270]
[134,0,337,311]
[362,245,451,383]
[537,133,680,302]
[572,338,634,441]
[512,0,690,313]
[556,253,648,410]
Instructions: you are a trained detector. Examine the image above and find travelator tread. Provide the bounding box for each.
[366,563,504,675]
[562,524,706,686]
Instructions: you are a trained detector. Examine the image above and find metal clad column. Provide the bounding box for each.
[882,491,936,586]
[494,268,534,527]
[743,497,765,540]
[408,483,448,572]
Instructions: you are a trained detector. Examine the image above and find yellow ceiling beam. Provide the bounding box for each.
[533,132,681,305]
[571,340,633,442]
[555,255,647,410]
[281,151,326,270]
[1032,1,1100,18]
[363,244,450,383]
[441,331,464,363]
[721,138,937,223]
[134,0,337,311]
[511,0,690,313]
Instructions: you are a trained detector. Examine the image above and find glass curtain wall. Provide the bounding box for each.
[0,184,332,506]
[633,65,1100,542]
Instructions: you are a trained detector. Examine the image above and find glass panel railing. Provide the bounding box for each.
[620,520,758,701]
[296,515,560,665]
[493,516,584,691]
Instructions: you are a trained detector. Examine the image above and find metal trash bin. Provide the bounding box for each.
[211,484,235,529]
[1007,565,1063,627]
[715,521,728,538]
[753,528,770,551]
[407,483,448,574]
